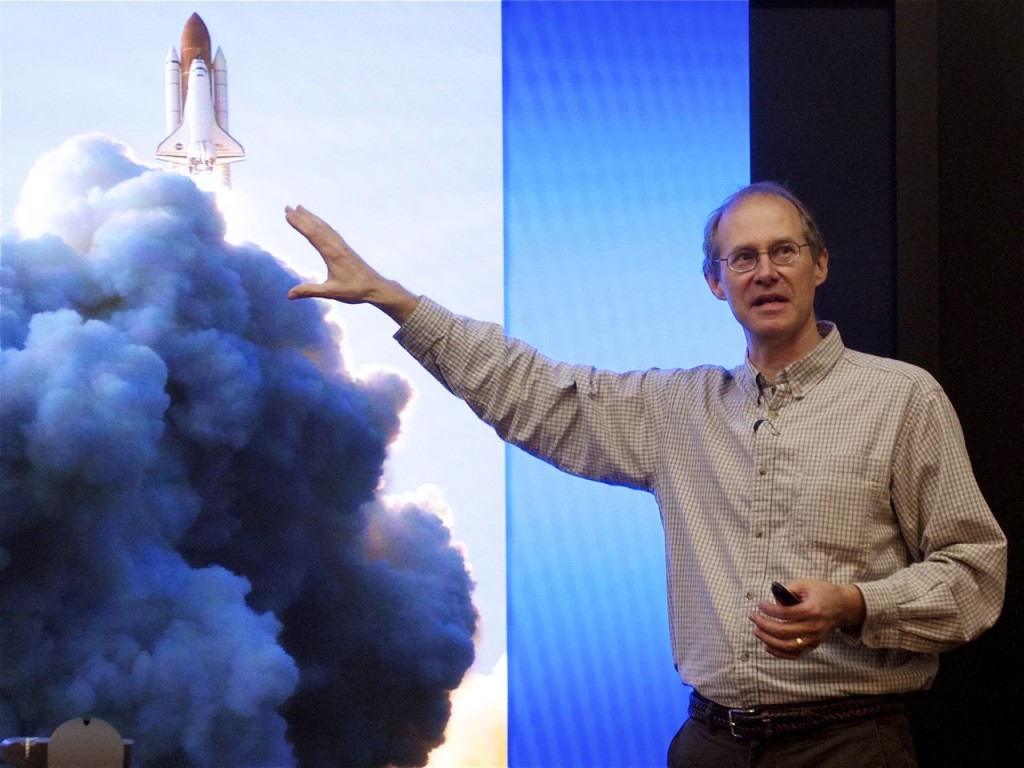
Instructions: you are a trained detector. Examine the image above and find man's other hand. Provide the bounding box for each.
[749,580,866,660]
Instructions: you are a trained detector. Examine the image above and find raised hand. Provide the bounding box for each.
[285,205,418,323]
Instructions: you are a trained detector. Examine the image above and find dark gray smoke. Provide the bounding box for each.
[0,134,477,768]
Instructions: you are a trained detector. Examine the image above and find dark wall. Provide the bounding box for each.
[750,2,1023,765]
[917,3,1023,765]
[750,0,896,358]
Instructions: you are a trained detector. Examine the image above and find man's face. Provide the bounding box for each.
[705,194,828,351]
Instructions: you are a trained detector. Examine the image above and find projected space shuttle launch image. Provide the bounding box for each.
[2,4,504,766]
[157,13,244,186]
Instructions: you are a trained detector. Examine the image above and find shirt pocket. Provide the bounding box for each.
[790,454,891,565]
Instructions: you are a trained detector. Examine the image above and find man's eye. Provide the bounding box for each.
[773,243,799,258]
[730,252,757,267]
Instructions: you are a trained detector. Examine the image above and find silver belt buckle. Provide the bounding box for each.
[727,707,757,738]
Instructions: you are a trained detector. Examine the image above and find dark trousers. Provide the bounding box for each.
[667,712,919,768]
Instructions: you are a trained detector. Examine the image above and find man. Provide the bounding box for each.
[284,183,1006,767]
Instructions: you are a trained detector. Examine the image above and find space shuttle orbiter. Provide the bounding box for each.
[157,13,244,186]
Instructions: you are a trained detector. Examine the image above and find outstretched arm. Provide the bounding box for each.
[285,205,419,325]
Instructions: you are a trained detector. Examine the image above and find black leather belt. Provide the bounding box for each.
[688,690,906,740]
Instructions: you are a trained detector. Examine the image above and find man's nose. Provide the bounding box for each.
[752,250,780,280]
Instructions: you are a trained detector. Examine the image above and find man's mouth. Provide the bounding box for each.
[752,294,787,307]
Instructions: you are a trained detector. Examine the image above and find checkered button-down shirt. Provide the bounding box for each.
[396,297,1006,707]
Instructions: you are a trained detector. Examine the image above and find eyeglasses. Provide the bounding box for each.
[716,242,810,273]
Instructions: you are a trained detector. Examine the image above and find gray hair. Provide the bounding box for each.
[701,181,827,278]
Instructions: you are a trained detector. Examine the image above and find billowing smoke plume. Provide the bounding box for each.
[0,135,477,768]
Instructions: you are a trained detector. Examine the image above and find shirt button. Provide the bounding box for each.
[758,466,767,475]
[740,651,750,661]
[768,410,779,420]
[754,530,764,538]
[745,591,754,600]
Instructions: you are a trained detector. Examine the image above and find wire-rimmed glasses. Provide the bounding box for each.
[716,242,809,273]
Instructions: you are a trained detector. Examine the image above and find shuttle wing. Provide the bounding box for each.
[156,123,245,167]
[210,124,245,162]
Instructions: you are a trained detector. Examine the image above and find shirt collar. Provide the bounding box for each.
[736,321,843,402]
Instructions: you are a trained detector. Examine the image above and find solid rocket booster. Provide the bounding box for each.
[157,14,244,186]
[213,48,231,133]
[164,46,182,134]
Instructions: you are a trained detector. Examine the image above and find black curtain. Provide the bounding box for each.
[750,2,1023,764]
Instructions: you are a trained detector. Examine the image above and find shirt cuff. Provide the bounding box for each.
[853,579,900,648]
[393,296,449,354]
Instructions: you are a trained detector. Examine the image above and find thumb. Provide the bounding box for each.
[288,282,327,300]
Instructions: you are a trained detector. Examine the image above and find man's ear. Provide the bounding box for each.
[814,249,829,287]
[705,270,727,301]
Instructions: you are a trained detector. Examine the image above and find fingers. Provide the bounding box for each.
[286,205,333,244]
[753,627,818,659]
[285,204,357,263]
[752,622,818,659]
[284,204,309,232]
[285,205,322,231]
[749,610,820,659]
[284,204,312,227]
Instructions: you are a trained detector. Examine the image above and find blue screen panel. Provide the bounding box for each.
[504,2,750,765]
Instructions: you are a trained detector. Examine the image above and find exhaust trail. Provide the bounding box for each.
[1,134,477,768]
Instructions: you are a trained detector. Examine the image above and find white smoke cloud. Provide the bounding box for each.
[1,135,480,768]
